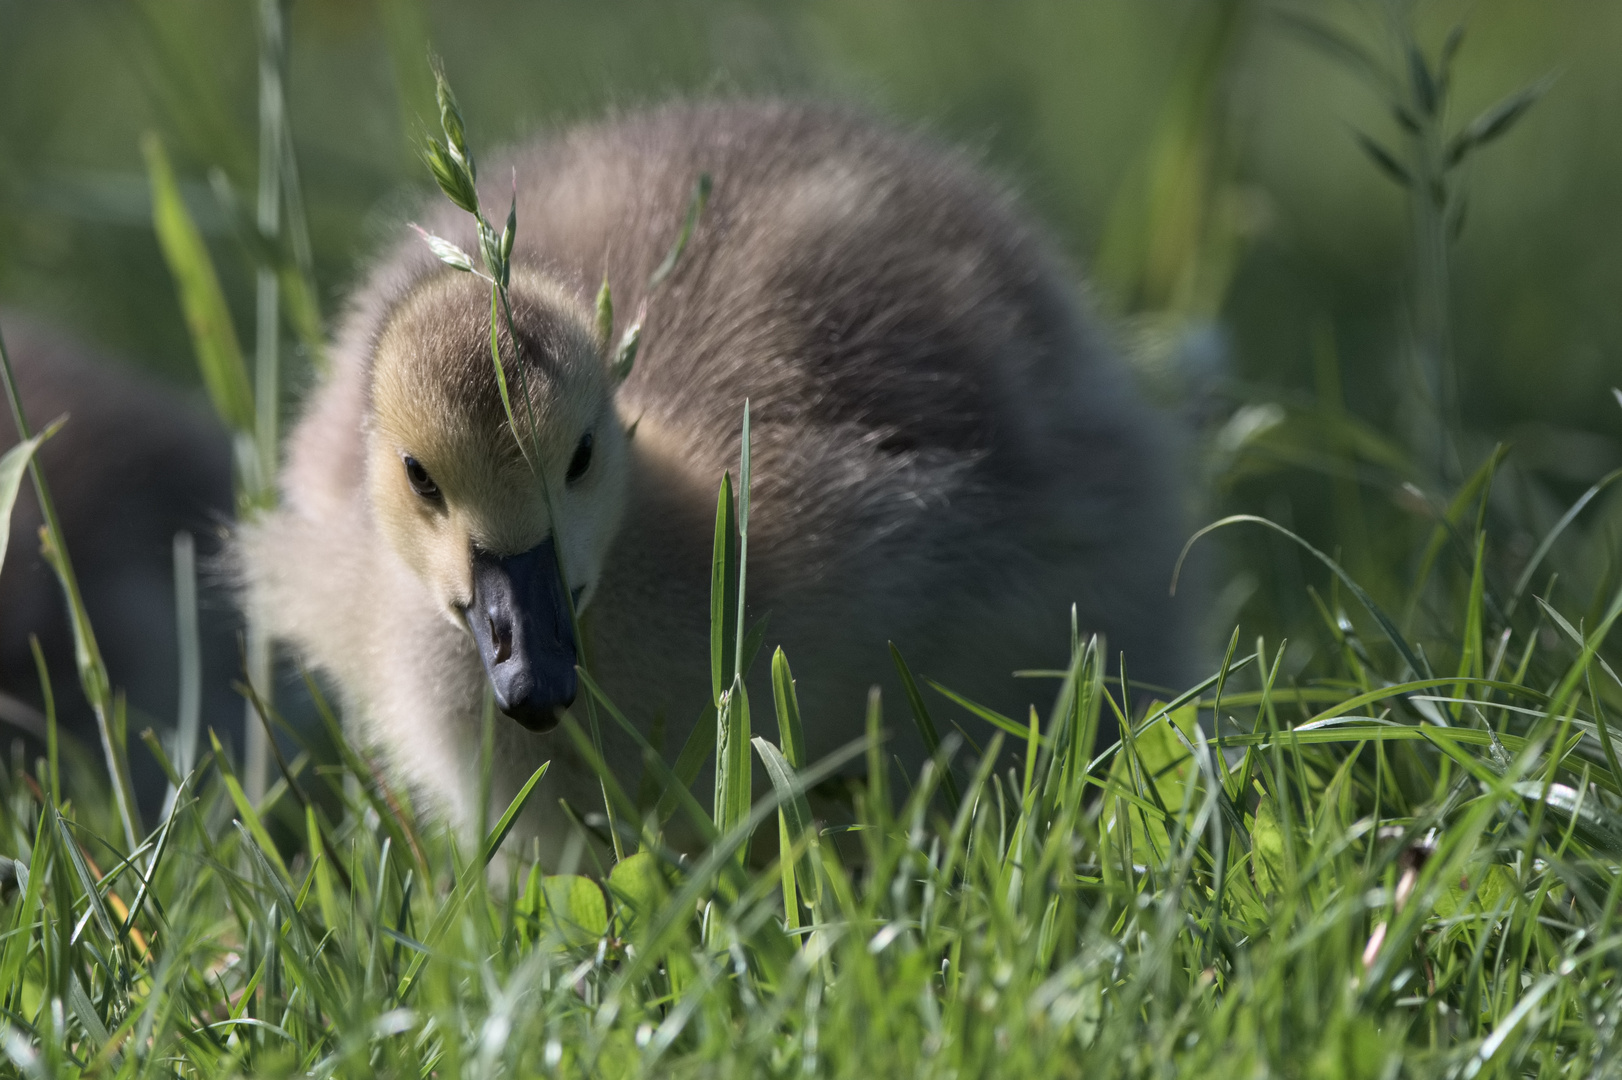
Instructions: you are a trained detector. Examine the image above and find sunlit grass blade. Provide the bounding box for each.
[709,473,738,707]
[753,737,817,929]
[770,648,805,769]
[601,736,870,1016]
[0,430,46,577]
[483,762,549,866]
[714,685,752,865]
[141,134,255,436]
[209,728,291,884]
[926,678,1043,745]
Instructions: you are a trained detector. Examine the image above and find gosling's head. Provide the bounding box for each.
[365,269,629,732]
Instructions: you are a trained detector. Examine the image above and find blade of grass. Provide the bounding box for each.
[209,729,291,884]
[890,643,962,815]
[141,134,255,436]
[1177,514,1424,677]
[0,431,46,578]
[710,473,738,707]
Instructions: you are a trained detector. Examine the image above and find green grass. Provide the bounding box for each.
[3,387,1622,1075]
[4,4,1622,1077]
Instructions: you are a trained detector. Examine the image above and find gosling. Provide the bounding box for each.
[241,101,1193,852]
[0,312,238,814]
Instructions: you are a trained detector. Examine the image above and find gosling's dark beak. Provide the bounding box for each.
[464,538,577,732]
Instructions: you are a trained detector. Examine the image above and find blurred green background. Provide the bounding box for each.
[1,0,1618,677]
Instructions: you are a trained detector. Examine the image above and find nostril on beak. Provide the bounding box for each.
[491,616,512,664]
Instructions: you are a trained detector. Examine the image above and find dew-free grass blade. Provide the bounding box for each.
[171,532,202,790]
[397,762,552,1000]
[210,729,293,885]
[714,683,753,863]
[304,668,429,879]
[1404,444,1511,627]
[142,133,255,435]
[754,736,818,923]
[926,679,1042,746]
[54,813,119,950]
[306,806,342,932]
[710,473,738,707]
[733,401,752,684]
[1508,465,1622,618]
[890,643,962,815]
[577,665,715,842]
[1177,514,1426,679]
[482,762,549,867]
[1273,10,1392,92]
[601,735,870,1019]
[771,647,806,770]
[0,430,46,578]
[667,704,718,813]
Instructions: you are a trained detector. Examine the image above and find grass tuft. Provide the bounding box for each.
[2,7,1620,1077]
[2,451,1621,1074]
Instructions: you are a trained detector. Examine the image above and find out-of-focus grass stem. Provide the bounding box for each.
[169,531,202,818]
[0,324,139,848]
[243,0,291,801]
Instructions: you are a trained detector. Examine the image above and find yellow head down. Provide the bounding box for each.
[364,269,629,729]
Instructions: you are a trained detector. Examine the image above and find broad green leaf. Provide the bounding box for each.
[1250,794,1286,897]
[537,875,608,948]
[606,852,664,939]
[1100,703,1200,866]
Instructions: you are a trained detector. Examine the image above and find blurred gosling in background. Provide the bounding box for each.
[0,312,240,814]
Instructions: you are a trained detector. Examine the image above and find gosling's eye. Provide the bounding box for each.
[566,431,594,484]
[403,455,440,500]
